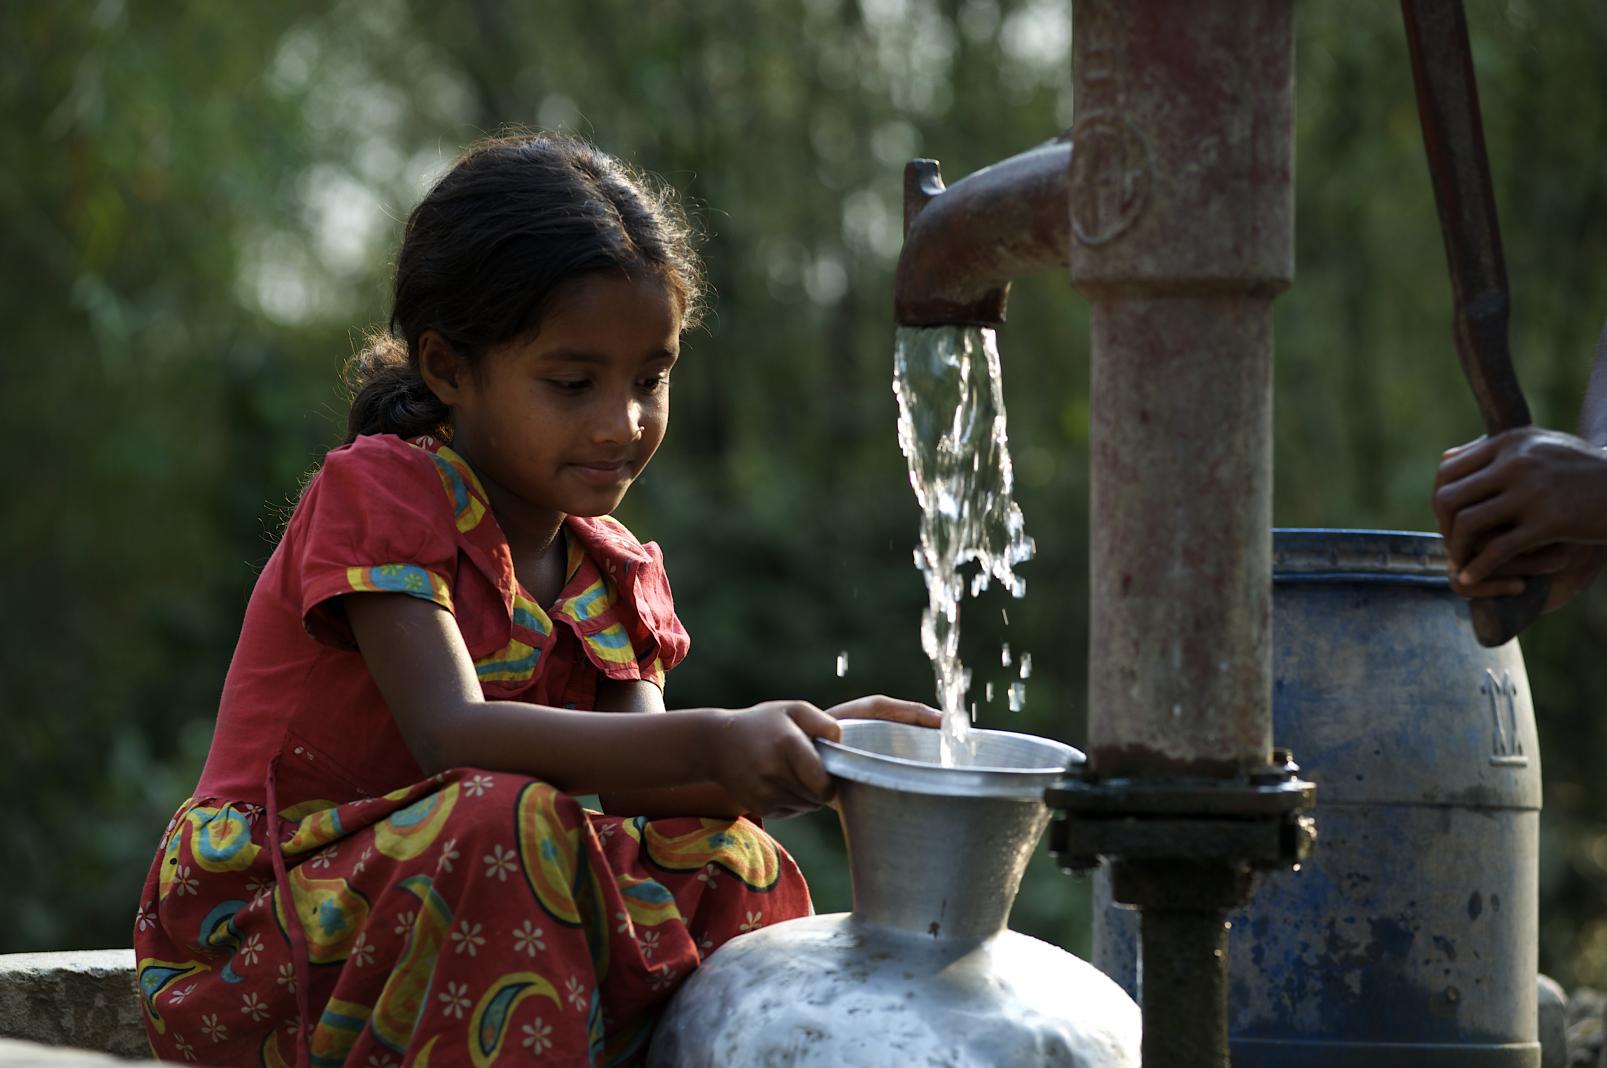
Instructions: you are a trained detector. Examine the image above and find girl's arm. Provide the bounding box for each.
[592,679,749,819]
[347,592,830,814]
[592,682,942,819]
[344,593,936,816]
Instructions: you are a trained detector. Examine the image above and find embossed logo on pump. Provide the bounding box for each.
[1069,114,1151,248]
[1482,669,1527,767]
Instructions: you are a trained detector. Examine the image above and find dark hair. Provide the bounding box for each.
[344,133,706,444]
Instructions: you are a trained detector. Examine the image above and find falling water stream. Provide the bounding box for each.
[893,325,1035,766]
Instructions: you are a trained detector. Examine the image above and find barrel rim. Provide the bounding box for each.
[1273,528,1449,583]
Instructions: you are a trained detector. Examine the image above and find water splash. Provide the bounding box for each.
[893,325,1034,766]
[835,651,849,678]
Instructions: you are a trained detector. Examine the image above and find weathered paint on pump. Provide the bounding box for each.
[1066,6,1298,1063]
[892,141,1072,328]
[1095,530,1541,1066]
[1072,0,1294,780]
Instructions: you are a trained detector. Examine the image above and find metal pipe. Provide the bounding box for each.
[1106,858,1252,1068]
[1140,906,1230,1065]
[1087,294,1275,777]
[1072,0,1294,777]
[893,139,1072,327]
[1068,5,1295,1066]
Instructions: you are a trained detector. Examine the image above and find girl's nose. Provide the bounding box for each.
[594,396,643,444]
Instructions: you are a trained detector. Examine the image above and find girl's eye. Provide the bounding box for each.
[639,372,671,392]
[546,378,590,393]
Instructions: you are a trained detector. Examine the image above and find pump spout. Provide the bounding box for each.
[893,139,1072,327]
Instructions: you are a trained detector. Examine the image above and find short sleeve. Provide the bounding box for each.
[287,436,459,645]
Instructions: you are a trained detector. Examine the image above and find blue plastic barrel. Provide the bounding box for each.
[1093,529,1540,1066]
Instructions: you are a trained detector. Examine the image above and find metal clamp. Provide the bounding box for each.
[1045,749,1317,876]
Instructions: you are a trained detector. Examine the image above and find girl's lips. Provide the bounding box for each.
[569,460,632,485]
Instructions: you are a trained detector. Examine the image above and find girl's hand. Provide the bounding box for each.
[705,697,940,819]
[706,701,843,819]
[823,694,942,727]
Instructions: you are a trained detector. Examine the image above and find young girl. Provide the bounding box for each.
[133,133,935,1068]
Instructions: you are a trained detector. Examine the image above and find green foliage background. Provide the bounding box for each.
[7,0,1607,989]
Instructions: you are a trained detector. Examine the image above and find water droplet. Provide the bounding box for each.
[985,682,994,702]
[1019,653,1032,679]
[1001,643,1012,668]
[1008,682,1026,712]
[835,652,848,678]
[1001,608,1010,625]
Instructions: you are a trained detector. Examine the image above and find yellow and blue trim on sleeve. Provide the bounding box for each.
[344,564,453,612]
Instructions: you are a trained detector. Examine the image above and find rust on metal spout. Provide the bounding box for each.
[893,138,1073,327]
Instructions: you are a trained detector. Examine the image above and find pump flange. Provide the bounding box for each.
[1046,755,1316,1068]
[1045,751,1317,876]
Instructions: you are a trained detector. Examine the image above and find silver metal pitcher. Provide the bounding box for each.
[648,720,1141,1067]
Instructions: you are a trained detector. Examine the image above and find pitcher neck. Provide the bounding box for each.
[836,780,1051,942]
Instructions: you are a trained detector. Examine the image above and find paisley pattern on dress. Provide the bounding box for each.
[135,769,810,1067]
[369,875,452,1054]
[135,958,209,1036]
[279,871,369,964]
[641,818,784,891]
[370,784,459,862]
[468,972,561,1068]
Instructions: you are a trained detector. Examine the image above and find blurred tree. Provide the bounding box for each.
[5,0,1607,993]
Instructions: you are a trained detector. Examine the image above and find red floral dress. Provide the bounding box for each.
[133,434,811,1068]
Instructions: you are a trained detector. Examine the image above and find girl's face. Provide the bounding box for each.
[444,271,680,534]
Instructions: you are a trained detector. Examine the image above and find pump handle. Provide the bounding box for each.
[1402,0,1549,647]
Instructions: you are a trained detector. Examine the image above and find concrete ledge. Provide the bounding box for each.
[0,948,1572,1066]
[0,952,145,1060]
[0,1038,149,1067]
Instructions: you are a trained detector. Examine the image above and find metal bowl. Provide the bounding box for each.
[817,719,1084,800]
